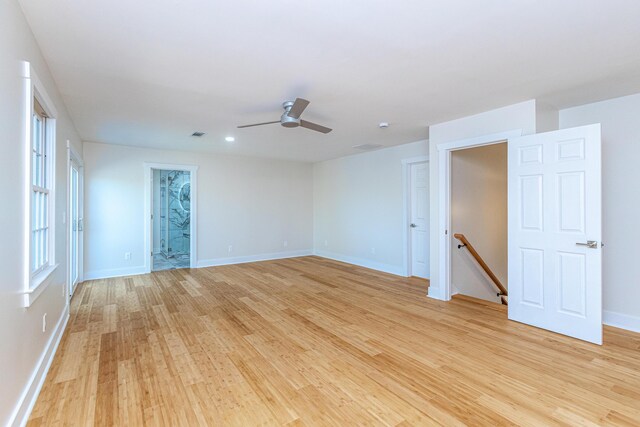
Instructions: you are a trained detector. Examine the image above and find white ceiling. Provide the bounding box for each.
[19,0,640,162]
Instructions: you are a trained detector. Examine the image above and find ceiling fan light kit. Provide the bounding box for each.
[238,98,332,134]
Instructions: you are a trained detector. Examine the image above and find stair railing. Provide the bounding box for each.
[453,233,508,305]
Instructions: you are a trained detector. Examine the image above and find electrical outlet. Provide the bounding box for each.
[283,240,288,248]
[228,245,233,253]
[124,252,131,260]
[324,240,328,247]
[371,247,376,255]
[42,313,47,333]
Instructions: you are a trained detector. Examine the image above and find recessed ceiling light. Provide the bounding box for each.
[191,131,206,137]
[225,136,235,142]
[379,122,389,128]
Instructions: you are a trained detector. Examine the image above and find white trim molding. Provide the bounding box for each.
[197,250,313,268]
[9,304,69,427]
[22,264,59,307]
[604,310,640,334]
[432,129,522,302]
[314,250,405,276]
[144,162,198,273]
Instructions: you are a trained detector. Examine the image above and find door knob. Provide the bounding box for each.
[410,223,417,228]
[576,240,598,249]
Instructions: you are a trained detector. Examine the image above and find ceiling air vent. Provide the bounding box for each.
[353,144,383,151]
[191,131,206,137]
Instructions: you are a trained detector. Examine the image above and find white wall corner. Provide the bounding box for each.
[603,310,640,334]
[535,100,560,133]
[9,304,69,427]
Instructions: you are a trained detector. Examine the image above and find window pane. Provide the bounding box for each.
[34,230,40,270]
[42,192,48,228]
[42,229,48,265]
[31,231,37,271]
[32,150,37,185]
[32,114,39,151]
[39,230,44,269]
[42,143,47,189]
[34,153,41,187]
[32,191,37,231]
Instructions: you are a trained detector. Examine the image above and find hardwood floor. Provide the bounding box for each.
[29,256,640,426]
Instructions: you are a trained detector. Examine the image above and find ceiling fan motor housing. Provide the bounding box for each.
[281,113,300,128]
[281,101,300,128]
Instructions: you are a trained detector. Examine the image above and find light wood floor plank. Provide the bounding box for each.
[28,256,640,426]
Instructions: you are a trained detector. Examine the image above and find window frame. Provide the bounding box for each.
[23,62,58,307]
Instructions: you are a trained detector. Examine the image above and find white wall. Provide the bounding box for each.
[313,140,428,275]
[428,100,538,299]
[83,142,313,278]
[0,0,82,425]
[560,93,640,331]
[451,144,507,303]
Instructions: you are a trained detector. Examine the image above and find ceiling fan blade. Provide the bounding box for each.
[287,98,310,119]
[300,120,332,134]
[237,120,280,129]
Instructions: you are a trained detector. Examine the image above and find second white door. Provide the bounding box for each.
[508,124,602,344]
[410,162,430,278]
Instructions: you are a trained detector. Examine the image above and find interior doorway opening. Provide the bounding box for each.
[450,143,507,305]
[152,169,191,271]
[68,147,83,297]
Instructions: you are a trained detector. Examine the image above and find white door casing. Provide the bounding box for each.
[508,124,602,344]
[410,162,430,278]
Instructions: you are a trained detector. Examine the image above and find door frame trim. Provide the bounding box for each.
[144,162,198,273]
[433,129,522,301]
[66,141,84,300]
[401,156,429,277]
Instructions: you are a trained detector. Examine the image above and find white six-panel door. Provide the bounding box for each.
[508,124,602,344]
[410,162,430,278]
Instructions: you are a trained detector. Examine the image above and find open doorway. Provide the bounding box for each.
[144,163,198,273]
[436,126,603,343]
[153,169,191,270]
[450,143,507,305]
[68,146,84,297]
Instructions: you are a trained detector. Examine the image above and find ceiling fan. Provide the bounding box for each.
[238,98,332,134]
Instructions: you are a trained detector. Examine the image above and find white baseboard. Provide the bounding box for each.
[84,266,147,281]
[313,249,406,276]
[604,310,640,334]
[10,304,69,427]
[197,249,313,268]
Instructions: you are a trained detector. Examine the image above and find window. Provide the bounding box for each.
[23,62,58,307]
[31,98,51,275]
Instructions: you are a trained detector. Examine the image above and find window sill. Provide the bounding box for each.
[23,263,59,308]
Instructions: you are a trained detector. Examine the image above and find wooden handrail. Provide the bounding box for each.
[453,233,508,305]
